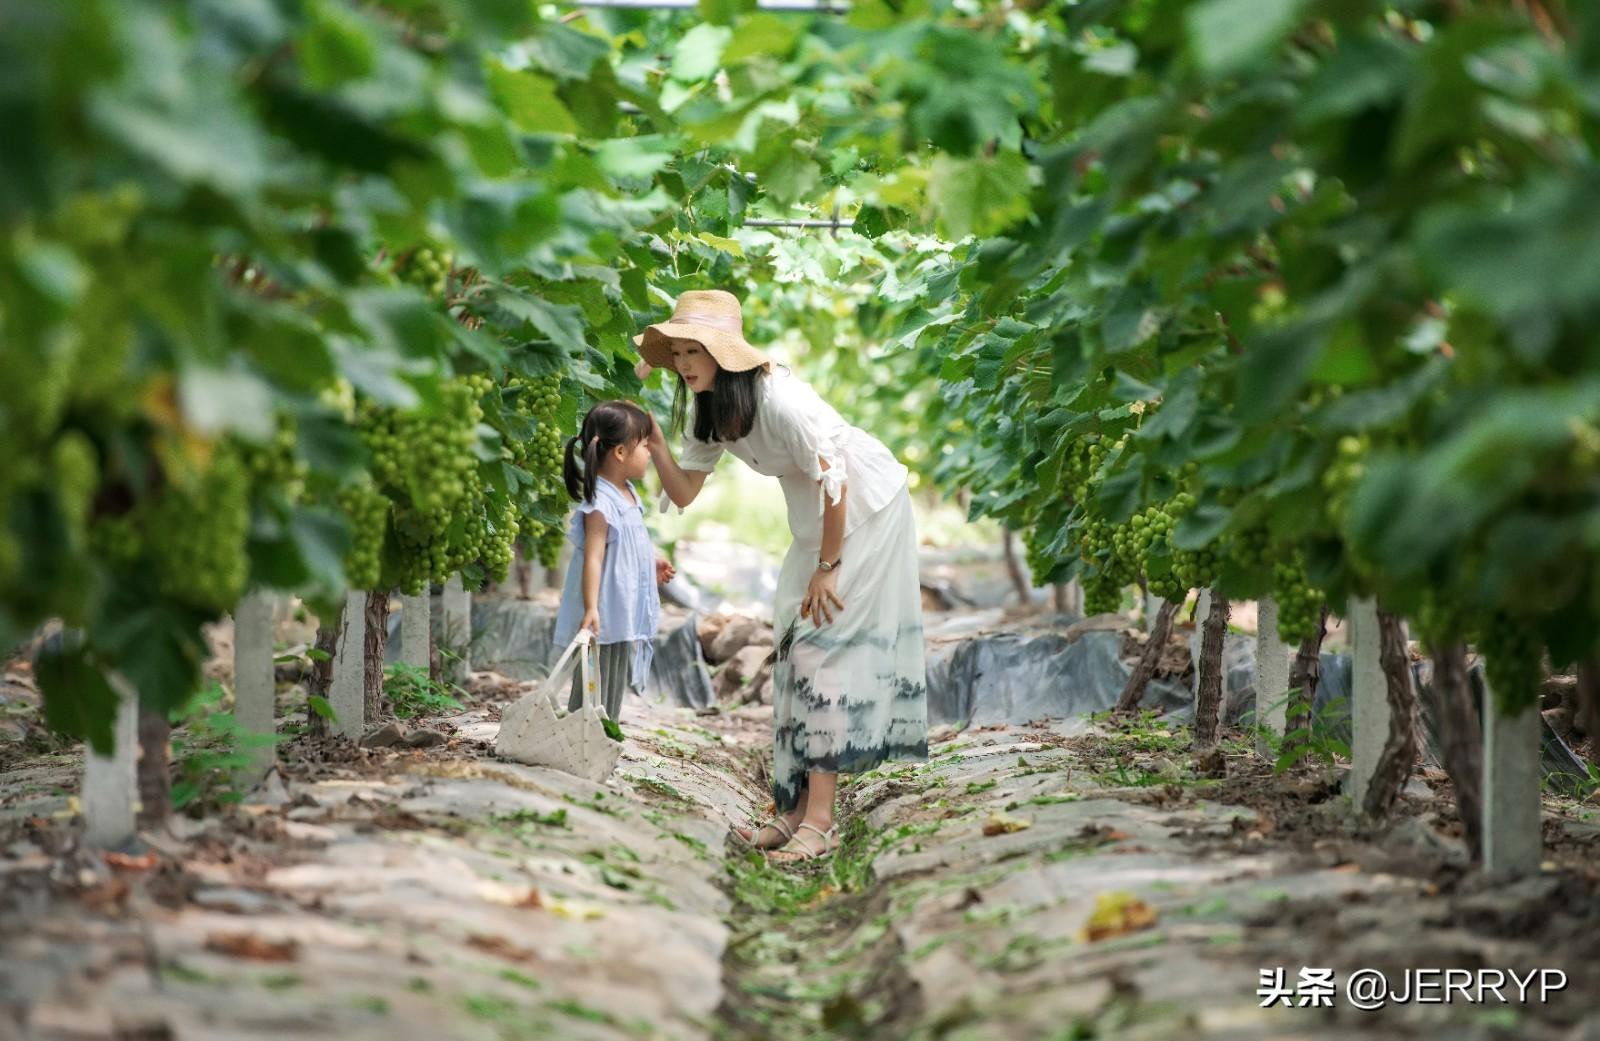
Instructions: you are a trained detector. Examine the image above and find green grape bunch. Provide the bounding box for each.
[337,477,389,591]
[1321,435,1368,526]
[1226,525,1272,573]
[1172,545,1220,590]
[359,376,484,522]
[145,444,252,613]
[391,244,455,297]
[1271,556,1324,645]
[1083,569,1125,615]
[238,414,308,502]
[1476,612,1545,715]
[504,370,573,567]
[536,521,564,570]
[1131,500,1188,601]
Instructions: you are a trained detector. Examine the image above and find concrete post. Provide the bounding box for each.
[1254,596,1291,754]
[1347,597,1387,809]
[232,590,277,779]
[329,589,367,739]
[1482,699,1542,877]
[439,573,471,686]
[83,675,140,848]
[1189,588,1211,696]
[399,593,430,672]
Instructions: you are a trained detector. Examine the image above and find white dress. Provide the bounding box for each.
[663,367,928,811]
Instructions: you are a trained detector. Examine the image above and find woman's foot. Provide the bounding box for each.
[767,819,837,863]
[732,813,802,850]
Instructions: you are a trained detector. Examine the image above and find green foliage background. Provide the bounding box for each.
[3,0,1596,744]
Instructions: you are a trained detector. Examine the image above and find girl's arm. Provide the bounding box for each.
[579,510,607,633]
[647,413,709,509]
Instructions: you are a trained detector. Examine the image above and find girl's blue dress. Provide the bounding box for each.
[551,477,660,688]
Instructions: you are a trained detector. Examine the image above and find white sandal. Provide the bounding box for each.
[732,816,794,850]
[767,822,837,862]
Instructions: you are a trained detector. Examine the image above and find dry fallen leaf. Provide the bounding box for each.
[104,851,158,871]
[982,812,1032,836]
[1078,891,1158,942]
[204,932,299,962]
[468,934,536,962]
[78,878,130,912]
[802,885,840,909]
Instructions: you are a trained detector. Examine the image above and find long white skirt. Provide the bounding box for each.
[770,485,928,812]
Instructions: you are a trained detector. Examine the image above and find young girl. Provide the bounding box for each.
[551,400,674,724]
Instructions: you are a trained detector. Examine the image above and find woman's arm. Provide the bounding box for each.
[579,510,607,632]
[818,456,845,565]
[803,457,848,625]
[647,413,710,509]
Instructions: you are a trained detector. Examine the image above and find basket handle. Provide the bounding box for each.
[579,631,600,711]
[542,628,597,706]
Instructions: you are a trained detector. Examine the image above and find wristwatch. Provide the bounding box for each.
[817,557,841,572]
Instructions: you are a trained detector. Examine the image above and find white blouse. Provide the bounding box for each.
[660,367,909,550]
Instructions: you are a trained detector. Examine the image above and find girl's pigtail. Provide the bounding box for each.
[581,435,602,504]
[562,433,585,502]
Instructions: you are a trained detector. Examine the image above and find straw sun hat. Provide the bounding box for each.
[632,289,773,373]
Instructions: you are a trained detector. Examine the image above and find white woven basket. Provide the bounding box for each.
[495,629,621,784]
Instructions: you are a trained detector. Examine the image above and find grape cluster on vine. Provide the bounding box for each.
[1476,612,1544,715]
[1271,557,1324,645]
[506,371,573,570]
[238,414,307,502]
[1227,525,1272,573]
[337,478,389,591]
[1321,435,1368,525]
[146,445,251,613]
[391,245,454,297]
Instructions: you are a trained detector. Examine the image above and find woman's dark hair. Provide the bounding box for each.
[670,363,766,444]
[562,399,653,503]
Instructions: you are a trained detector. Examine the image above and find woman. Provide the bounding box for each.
[636,289,929,863]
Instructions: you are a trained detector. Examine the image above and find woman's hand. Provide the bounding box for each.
[580,607,600,635]
[655,556,676,584]
[646,411,667,454]
[635,359,654,381]
[801,568,844,625]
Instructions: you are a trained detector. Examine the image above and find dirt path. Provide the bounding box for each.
[5,676,1600,1040]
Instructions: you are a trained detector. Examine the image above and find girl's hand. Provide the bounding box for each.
[655,556,676,584]
[580,607,600,635]
[801,569,844,626]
